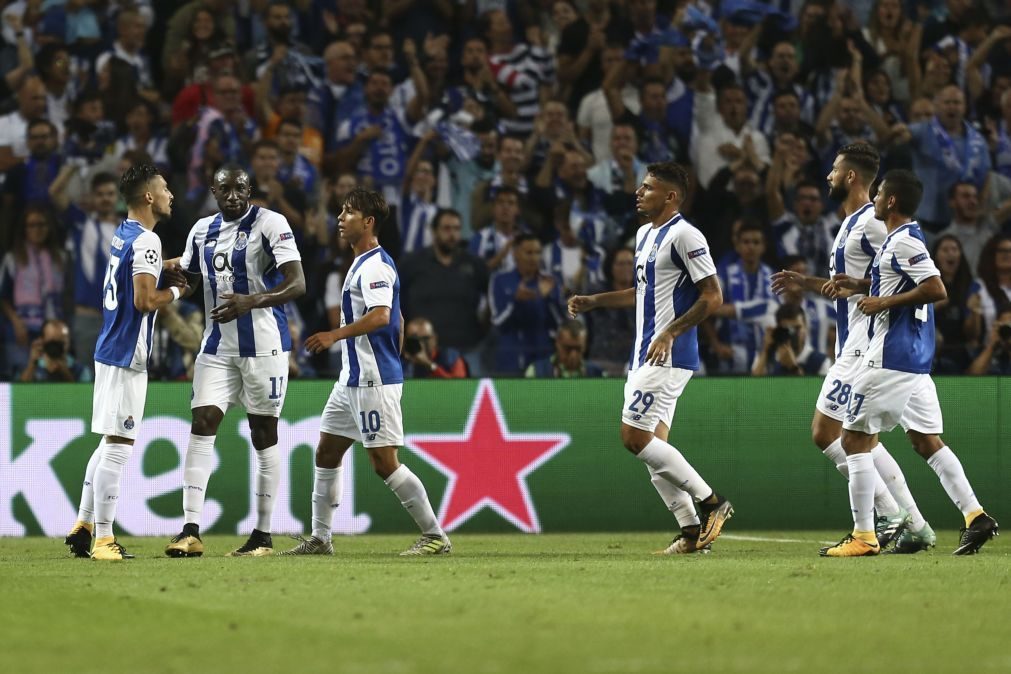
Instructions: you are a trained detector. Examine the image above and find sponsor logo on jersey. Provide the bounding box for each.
[279,232,294,241]
[687,247,707,259]
[124,416,135,430]
[234,231,248,251]
[908,253,928,265]
[370,281,389,289]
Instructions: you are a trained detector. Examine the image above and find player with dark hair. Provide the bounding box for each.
[164,164,306,558]
[64,164,188,560]
[822,169,999,556]
[569,161,734,554]
[282,187,451,556]
[771,144,933,553]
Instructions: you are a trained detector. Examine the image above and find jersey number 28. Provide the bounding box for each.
[102,257,122,311]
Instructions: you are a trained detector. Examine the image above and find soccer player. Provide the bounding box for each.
[64,164,186,560]
[164,165,306,558]
[568,161,733,555]
[821,170,999,557]
[281,187,451,557]
[771,143,933,553]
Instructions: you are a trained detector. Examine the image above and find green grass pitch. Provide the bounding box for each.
[3,532,1009,674]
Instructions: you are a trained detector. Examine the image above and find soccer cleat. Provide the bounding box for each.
[65,521,94,558]
[655,532,711,555]
[227,529,273,557]
[91,537,135,561]
[399,534,452,556]
[165,532,204,558]
[278,535,334,556]
[819,533,881,557]
[887,523,937,554]
[697,493,734,547]
[953,513,999,556]
[875,509,911,550]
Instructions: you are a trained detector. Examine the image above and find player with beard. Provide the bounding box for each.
[569,161,733,555]
[164,165,306,558]
[771,144,933,553]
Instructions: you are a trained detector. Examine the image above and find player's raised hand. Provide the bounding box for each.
[304,330,338,354]
[210,293,257,323]
[162,261,188,289]
[567,294,596,317]
[770,270,803,295]
[825,273,864,300]
[857,296,887,315]
[646,331,674,366]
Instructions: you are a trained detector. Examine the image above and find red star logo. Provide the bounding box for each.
[405,380,569,532]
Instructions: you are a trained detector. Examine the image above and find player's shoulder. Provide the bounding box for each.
[253,207,291,231]
[669,215,707,244]
[132,227,161,248]
[190,213,220,236]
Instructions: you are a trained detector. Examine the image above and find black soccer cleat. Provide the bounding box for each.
[227,529,273,557]
[64,521,93,558]
[953,513,999,556]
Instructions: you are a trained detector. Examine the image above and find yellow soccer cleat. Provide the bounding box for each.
[91,537,135,561]
[820,533,881,557]
[226,530,273,557]
[65,520,94,558]
[165,532,204,558]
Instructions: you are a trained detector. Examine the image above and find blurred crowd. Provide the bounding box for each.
[1,0,1010,383]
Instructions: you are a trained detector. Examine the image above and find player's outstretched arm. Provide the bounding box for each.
[305,306,391,354]
[770,269,832,296]
[646,275,722,366]
[857,276,946,315]
[211,260,306,323]
[567,287,635,317]
[823,273,871,300]
[134,273,188,313]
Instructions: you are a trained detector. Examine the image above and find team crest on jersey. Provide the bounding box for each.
[234,231,248,251]
[123,416,135,430]
[647,243,659,262]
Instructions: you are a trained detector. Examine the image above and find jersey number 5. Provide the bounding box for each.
[102,257,122,311]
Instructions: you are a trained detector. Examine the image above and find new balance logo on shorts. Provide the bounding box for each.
[366,433,377,441]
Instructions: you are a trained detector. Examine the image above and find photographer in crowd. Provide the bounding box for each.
[19,319,90,383]
[751,304,829,377]
[967,310,1011,375]
[401,317,469,379]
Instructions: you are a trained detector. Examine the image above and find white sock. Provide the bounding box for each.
[76,441,104,524]
[385,464,443,536]
[183,434,216,526]
[871,443,926,529]
[94,443,132,540]
[648,466,700,527]
[311,466,343,540]
[926,446,982,518]
[824,439,899,516]
[635,437,712,502]
[253,444,281,533]
[846,453,876,533]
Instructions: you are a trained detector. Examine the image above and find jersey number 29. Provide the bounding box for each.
[102,257,122,311]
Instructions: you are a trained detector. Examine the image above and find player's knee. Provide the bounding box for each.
[620,426,650,454]
[811,425,836,451]
[367,449,399,479]
[908,433,942,459]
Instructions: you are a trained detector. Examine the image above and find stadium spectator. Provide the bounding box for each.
[110,98,169,171]
[532,146,613,246]
[541,198,606,297]
[163,0,238,74]
[170,42,256,126]
[742,40,815,141]
[523,100,591,180]
[710,220,777,374]
[489,233,562,375]
[776,255,836,362]
[525,318,603,378]
[0,205,65,379]
[0,76,47,174]
[148,300,204,381]
[587,122,646,227]
[248,139,306,232]
[162,5,226,94]
[359,29,398,81]
[18,318,88,382]
[261,85,323,171]
[94,7,155,95]
[934,182,998,272]
[401,317,468,379]
[692,80,770,190]
[751,304,830,376]
[932,234,977,373]
[2,119,61,224]
[768,176,839,277]
[988,88,1011,180]
[585,246,635,376]
[453,36,520,127]
[274,117,320,207]
[480,9,554,136]
[470,186,523,273]
[557,0,631,115]
[399,132,439,255]
[967,309,1011,375]
[35,43,77,135]
[605,72,686,167]
[250,1,323,98]
[968,233,1011,335]
[470,135,532,232]
[446,120,497,237]
[861,0,920,104]
[399,209,488,360]
[310,39,364,160]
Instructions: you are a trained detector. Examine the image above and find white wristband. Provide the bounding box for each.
[169,286,182,302]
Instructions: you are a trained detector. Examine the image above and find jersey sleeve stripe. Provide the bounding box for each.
[202,214,224,354]
[260,233,292,352]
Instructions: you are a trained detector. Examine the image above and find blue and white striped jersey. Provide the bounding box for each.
[180,206,301,357]
[630,214,716,372]
[828,202,887,358]
[94,220,163,371]
[865,223,940,374]
[338,246,403,387]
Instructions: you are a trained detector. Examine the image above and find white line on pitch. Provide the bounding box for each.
[721,534,834,544]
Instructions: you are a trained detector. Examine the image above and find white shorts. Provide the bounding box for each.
[815,354,863,422]
[621,365,693,433]
[842,366,943,435]
[191,352,289,417]
[91,362,148,440]
[319,382,404,448]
